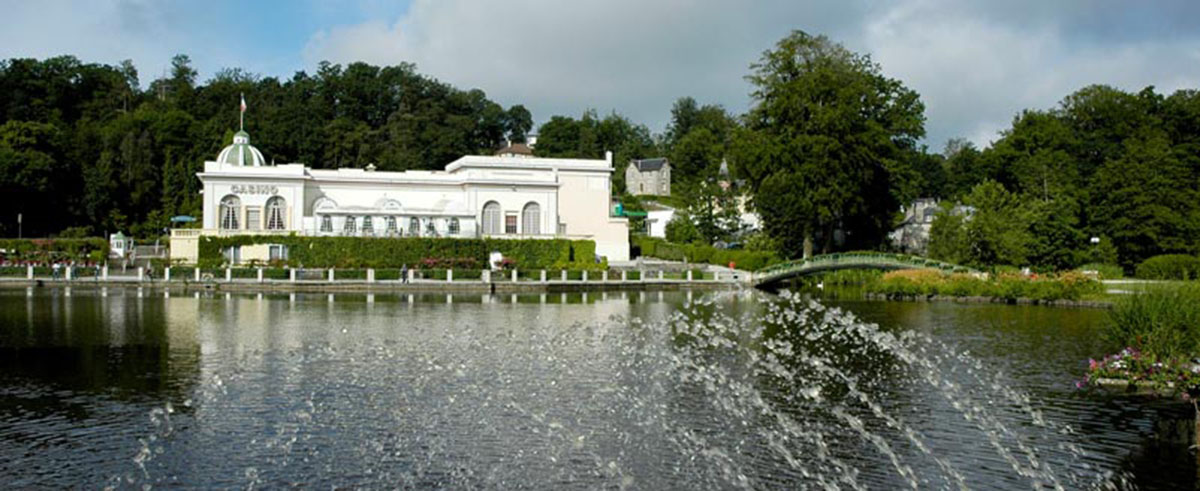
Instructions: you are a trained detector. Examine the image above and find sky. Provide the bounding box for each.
[2,0,1199,151]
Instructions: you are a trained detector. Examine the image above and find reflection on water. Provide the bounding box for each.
[0,286,1191,488]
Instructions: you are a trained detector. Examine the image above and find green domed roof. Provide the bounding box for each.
[217,130,266,167]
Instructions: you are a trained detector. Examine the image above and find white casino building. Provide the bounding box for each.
[170,130,629,263]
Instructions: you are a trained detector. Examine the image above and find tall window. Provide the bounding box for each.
[522,202,540,235]
[425,219,437,236]
[220,195,241,230]
[505,214,518,234]
[482,201,501,235]
[386,216,398,235]
[320,215,332,233]
[246,208,261,230]
[409,217,420,236]
[362,216,374,235]
[448,218,460,236]
[342,216,356,235]
[266,197,286,230]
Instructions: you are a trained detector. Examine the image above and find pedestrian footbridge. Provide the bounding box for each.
[753,252,974,289]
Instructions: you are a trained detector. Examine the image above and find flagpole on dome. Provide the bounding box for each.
[239,93,246,131]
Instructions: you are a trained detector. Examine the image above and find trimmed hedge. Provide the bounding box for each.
[868,269,1102,302]
[197,235,601,270]
[1135,254,1200,280]
[0,238,109,263]
[633,236,781,271]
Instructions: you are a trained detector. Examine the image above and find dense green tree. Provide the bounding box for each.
[928,180,1031,267]
[534,110,657,194]
[739,31,925,257]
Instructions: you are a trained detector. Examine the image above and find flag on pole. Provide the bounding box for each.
[240,93,247,113]
[239,93,246,130]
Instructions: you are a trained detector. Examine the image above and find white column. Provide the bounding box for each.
[540,270,546,282]
[512,269,518,282]
[407,269,415,283]
[328,269,335,282]
[658,270,664,280]
[561,270,568,281]
[103,265,109,280]
[26,265,33,279]
[257,268,264,283]
[194,267,200,281]
[367,269,375,283]
[482,270,491,283]
[447,269,453,282]
[602,270,608,282]
[582,271,588,282]
[290,268,296,282]
[138,267,145,282]
[687,270,693,281]
[225,268,231,282]
[621,270,627,281]
[165,267,171,281]
[65,267,73,281]
[714,271,720,281]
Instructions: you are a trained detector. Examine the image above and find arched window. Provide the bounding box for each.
[266,196,286,230]
[425,219,437,237]
[220,195,241,230]
[362,216,374,235]
[409,217,420,236]
[342,216,356,235]
[522,202,540,235]
[320,215,332,233]
[482,201,501,235]
[386,216,398,235]
[448,218,460,236]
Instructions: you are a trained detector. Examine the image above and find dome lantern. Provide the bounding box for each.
[216,130,267,167]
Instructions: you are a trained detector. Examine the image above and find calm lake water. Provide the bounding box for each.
[0,286,1192,489]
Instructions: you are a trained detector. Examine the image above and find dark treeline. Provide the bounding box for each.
[5,30,1200,270]
[927,85,1200,270]
[0,55,531,237]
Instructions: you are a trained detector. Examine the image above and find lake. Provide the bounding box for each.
[0,286,1191,488]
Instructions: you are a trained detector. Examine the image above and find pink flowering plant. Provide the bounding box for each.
[1084,347,1200,399]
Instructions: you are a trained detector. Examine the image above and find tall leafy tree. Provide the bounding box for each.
[739,31,925,257]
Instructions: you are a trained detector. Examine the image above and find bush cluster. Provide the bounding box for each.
[197,235,601,271]
[868,269,1101,302]
[1134,254,1200,280]
[1104,284,1200,360]
[632,236,780,271]
[0,238,109,263]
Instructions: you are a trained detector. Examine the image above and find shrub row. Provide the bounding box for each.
[1135,254,1200,280]
[197,235,603,270]
[0,238,110,263]
[632,236,780,271]
[867,269,1102,302]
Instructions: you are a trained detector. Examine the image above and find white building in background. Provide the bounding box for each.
[170,130,629,263]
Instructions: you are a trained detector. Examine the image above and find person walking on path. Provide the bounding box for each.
[52,262,61,281]
[400,264,409,284]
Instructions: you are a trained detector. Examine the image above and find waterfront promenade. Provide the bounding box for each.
[0,264,746,293]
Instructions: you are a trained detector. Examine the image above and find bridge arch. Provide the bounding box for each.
[753,252,975,289]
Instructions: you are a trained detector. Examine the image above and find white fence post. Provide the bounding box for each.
[540,270,546,282]
[687,270,693,281]
[408,268,415,283]
[194,267,200,281]
[225,268,231,282]
[290,268,296,283]
[65,266,73,281]
[138,267,145,282]
[512,269,518,282]
[26,265,33,279]
[482,269,491,283]
[328,268,335,282]
[602,270,608,282]
[582,271,588,282]
[561,270,568,281]
[165,267,171,281]
[257,268,264,283]
[447,269,453,282]
[367,269,375,283]
[622,270,627,281]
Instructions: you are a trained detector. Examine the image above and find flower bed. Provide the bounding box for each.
[1084,347,1200,399]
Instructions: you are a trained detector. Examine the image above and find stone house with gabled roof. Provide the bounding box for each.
[625,158,671,196]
